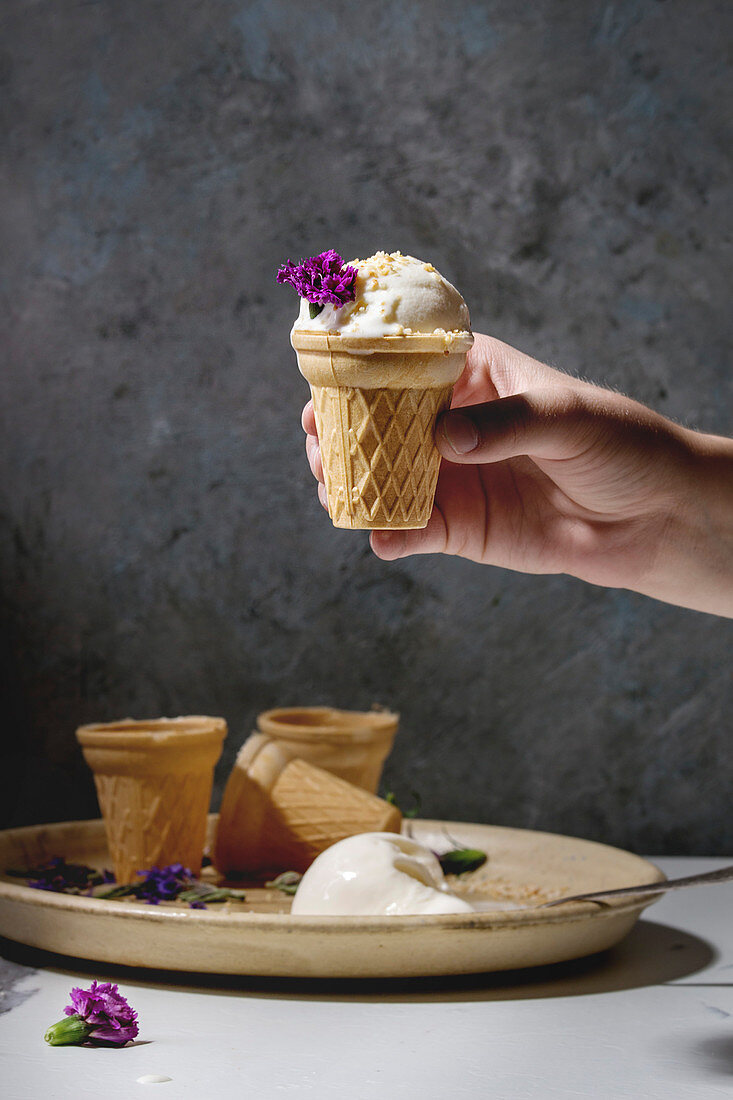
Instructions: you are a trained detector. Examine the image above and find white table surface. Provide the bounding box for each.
[1,857,732,1100]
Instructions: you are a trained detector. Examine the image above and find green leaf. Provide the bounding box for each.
[404,790,422,819]
[178,886,246,904]
[265,871,302,896]
[438,848,487,876]
[308,302,324,319]
[381,789,422,818]
[94,884,137,899]
[176,887,205,902]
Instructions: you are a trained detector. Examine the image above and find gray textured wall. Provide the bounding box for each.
[2,0,731,853]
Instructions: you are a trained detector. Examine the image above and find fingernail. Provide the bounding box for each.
[441,412,479,454]
[371,530,407,559]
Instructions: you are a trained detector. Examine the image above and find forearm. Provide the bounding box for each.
[635,429,733,616]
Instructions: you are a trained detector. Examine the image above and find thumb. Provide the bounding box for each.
[436,388,595,464]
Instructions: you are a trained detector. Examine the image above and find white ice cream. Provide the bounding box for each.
[293,251,471,338]
[289,832,475,916]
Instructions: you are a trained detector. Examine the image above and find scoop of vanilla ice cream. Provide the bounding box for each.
[293,251,471,338]
[289,832,475,916]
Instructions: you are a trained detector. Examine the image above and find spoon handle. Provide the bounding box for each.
[539,862,733,908]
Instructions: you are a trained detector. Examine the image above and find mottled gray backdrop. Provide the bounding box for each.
[2,0,731,853]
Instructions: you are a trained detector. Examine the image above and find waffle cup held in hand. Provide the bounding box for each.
[256,706,399,793]
[214,733,402,875]
[292,331,474,529]
[76,717,227,884]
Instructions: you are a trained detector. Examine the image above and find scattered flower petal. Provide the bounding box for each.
[7,857,114,894]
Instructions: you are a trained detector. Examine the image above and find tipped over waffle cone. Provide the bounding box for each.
[292,331,473,529]
[214,733,402,874]
[76,717,227,883]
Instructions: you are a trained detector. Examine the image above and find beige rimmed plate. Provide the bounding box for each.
[0,816,664,979]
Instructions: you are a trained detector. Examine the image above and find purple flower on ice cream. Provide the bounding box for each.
[44,981,139,1046]
[276,250,358,316]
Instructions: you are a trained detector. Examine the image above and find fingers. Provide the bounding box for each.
[301,399,317,436]
[305,432,323,482]
[436,388,597,465]
[302,399,324,482]
[370,508,449,560]
[452,332,568,407]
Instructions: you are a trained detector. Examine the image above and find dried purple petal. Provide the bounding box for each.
[135,863,197,903]
[14,857,243,911]
[8,856,115,894]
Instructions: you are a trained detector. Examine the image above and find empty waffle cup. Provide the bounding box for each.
[76,716,227,883]
[255,706,399,793]
[214,732,402,875]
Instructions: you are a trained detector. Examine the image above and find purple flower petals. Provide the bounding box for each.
[276,250,358,309]
[134,862,196,902]
[7,856,115,894]
[46,981,139,1047]
[122,864,246,907]
[12,857,245,909]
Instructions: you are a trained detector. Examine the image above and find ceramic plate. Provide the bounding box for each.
[0,816,664,978]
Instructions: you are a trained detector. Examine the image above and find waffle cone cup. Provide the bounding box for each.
[214,733,402,874]
[292,330,473,529]
[255,706,398,793]
[76,717,227,883]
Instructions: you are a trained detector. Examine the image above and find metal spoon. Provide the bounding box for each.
[538,863,733,908]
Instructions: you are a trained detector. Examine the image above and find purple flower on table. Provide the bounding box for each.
[45,981,139,1047]
[276,250,358,317]
[65,982,139,1044]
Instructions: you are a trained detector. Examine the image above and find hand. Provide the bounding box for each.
[302,333,733,616]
